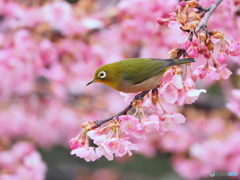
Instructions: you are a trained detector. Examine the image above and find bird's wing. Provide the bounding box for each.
[122,58,174,85]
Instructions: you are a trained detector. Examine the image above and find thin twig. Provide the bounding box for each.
[195,0,223,33]
[195,4,210,13]
[94,90,150,127]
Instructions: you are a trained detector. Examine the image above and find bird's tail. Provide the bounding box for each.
[173,58,195,65]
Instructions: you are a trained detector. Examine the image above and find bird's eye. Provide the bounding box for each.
[98,71,106,78]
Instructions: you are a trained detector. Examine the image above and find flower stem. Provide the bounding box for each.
[195,0,223,33]
[94,90,150,127]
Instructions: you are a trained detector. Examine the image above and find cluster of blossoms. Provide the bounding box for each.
[70,80,188,161]
[70,62,207,161]
[155,107,240,179]
[70,0,240,162]
[0,141,46,180]
[158,0,236,82]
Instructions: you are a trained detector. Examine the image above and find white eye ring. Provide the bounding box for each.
[98,71,106,78]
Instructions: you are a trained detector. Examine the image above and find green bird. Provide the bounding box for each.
[87,58,195,93]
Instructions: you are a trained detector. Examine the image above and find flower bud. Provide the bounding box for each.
[204,52,211,59]
[178,13,187,24]
[187,0,199,8]
[181,22,197,31]
[168,48,179,58]
[187,46,199,57]
[197,44,208,54]
[151,88,159,105]
[205,40,214,51]
[156,17,170,25]
[198,32,207,42]
[189,12,201,21]
[132,99,143,108]
[173,66,183,74]
[82,121,98,131]
[211,30,225,39]
[217,52,227,64]
[180,1,187,7]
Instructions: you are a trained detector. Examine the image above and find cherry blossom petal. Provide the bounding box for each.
[185,89,206,104]
[172,74,183,89]
[71,147,98,162]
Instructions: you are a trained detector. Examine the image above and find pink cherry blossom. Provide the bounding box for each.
[38,39,58,65]
[120,92,136,104]
[184,89,207,104]
[217,52,227,64]
[92,137,139,161]
[119,115,142,137]
[159,126,196,153]
[120,114,160,139]
[88,129,108,145]
[160,68,174,83]
[101,138,139,158]
[156,17,171,25]
[173,157,208,180]
[159,74,184,104]
[183,76,195,89]
[42,1,73,31]
[168,21,189,43]
[142,97,157,110]
[175,89,187,106]
[159,113,186,132]
[227,40,240,56]
[142,114,160,133]
[208,64,232,81]
[160,82,178,104]
[71,146,98,162]
[95,146,114,161]
[0,142,46,180]
[187,45,199,57]
[69,137,84,150]
[193,64,215,79]
[171,74,184,89]
[189,141,228,169]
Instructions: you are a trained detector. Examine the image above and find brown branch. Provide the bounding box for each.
[94,90,150,127]
[195,4,210,13]
[195,0,223,34]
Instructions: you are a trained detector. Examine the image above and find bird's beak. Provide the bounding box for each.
[86,79,96,86]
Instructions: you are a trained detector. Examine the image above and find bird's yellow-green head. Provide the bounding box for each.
[86,63,120,89]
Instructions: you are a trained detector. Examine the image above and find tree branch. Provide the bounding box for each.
[94,90,150,127]
[195,0,223,33]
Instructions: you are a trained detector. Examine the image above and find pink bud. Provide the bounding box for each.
[69,138,79,149]
[180,1,187,7]
[182,40,191,50]
[227,41,240,56]
[187,46,199,58]
[156,17,170,25]
[217,53,227,64]
[169,12,177,19]
[204,52,211,59]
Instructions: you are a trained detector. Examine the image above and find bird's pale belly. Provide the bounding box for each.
[117,73,163,93]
